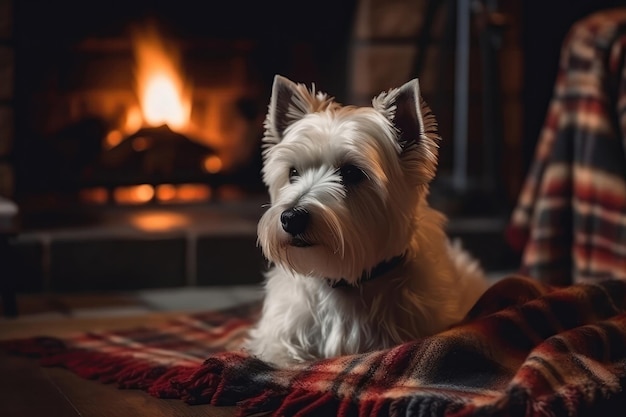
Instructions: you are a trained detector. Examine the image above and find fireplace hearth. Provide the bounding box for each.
[14,19,266,213]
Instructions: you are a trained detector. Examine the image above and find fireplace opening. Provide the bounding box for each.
[12,0,356,226]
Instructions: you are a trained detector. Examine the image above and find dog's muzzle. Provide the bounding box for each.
[280,207,310,246]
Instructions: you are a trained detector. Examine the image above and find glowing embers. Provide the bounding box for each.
[79,183,213,205]
[113,184,155,205]
[155,184,211,204]
[203,155,223,174]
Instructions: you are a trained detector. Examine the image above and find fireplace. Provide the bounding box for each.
[12,0,356,221]
[20,26,265,209]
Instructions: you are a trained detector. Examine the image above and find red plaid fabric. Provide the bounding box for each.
[507,8,626,285]
[3,276,626,417]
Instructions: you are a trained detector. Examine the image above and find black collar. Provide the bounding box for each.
[328,253,406,288]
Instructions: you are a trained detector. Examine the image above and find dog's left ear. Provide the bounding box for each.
[372,79,441,184]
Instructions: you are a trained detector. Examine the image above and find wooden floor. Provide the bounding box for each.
[0,293,241,417]
[0,353,238,417]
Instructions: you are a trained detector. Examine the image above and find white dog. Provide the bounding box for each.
[246,75,488,365]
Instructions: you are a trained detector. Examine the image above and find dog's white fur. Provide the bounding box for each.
[245,75,488,364]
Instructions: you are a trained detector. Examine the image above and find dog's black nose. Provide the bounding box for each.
[280,207,310,236]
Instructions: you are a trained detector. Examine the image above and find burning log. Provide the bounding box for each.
[92,124,219,186]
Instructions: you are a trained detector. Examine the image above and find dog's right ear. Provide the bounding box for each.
[264,75,333,145]
[266,75,303,141]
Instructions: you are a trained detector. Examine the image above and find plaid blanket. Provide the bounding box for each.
[507,8,626,285]
[3,276,626,417]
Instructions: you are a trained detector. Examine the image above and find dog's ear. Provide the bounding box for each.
[264,75,334,145]
[266,75,304,141]
[372,79,441,184]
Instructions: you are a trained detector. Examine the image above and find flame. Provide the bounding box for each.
[131,24,191,130]
[124,106,143,134]
[104,130,123,149]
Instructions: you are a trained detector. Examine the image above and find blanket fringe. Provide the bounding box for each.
[149,366,198,397]
[174,359,224,404]
[237,389,397,417]
[237,391,287,417]
[172,353,272,405]
[237,390,347,417]
[54,350,199,390]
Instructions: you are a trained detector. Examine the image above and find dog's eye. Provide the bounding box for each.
[339,164,366,185]
[288,167,300,183]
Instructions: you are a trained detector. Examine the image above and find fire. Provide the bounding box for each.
[131,24,191,130]
[114,184,155,204]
